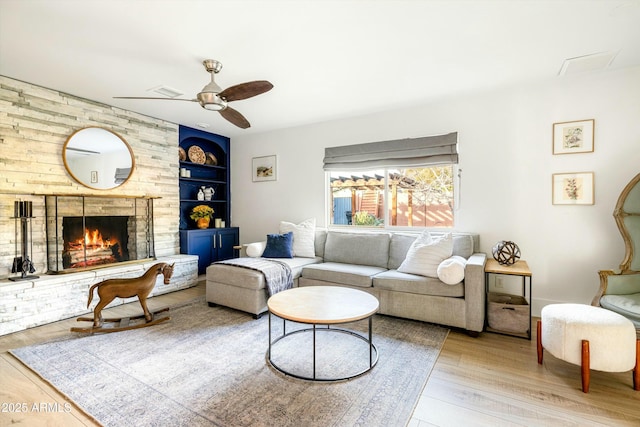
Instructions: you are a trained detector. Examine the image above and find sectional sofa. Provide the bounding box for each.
[206,229,487,335]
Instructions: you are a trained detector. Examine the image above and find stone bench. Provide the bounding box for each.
[0,254,199,336]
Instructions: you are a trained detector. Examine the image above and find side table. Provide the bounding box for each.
[485,259,532,339]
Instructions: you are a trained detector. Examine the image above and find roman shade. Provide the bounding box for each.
[323,132,458,171]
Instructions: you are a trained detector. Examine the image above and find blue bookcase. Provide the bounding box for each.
[178,126,238,273]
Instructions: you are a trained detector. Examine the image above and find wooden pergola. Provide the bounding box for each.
[330,173,439,226]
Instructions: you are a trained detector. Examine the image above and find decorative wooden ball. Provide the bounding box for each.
[492,241,521,266]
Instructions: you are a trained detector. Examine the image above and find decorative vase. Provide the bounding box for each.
[196,217,210,229]
[204,186,215,201]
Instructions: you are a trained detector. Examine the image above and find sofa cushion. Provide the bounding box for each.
[301,262,385,288]
[323,232,390,268]
[279,218,316,258]
[275,257,323,279]
[314,229,327,258]
[388,233,476,269]
[388,234,418,269]
[437,255,467,285]
[452,234,474,259]
[373,270,464,297]
[206,263,266,290]
[398,233,453,277]
[600,293,640,327]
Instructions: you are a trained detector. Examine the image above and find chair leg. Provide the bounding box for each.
[634,339,640,391]
[537,320,543,364]
[581,339,590,393]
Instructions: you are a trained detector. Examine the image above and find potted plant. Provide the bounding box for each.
[190,205,214,229]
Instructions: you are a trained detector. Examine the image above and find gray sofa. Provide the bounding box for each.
[206,230,487,334]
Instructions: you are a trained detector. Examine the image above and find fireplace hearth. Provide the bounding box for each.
[46,195,155,273]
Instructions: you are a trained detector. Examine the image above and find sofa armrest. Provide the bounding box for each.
[464,252,487,332]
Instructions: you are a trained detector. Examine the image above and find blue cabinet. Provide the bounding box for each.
[180,228,239,274]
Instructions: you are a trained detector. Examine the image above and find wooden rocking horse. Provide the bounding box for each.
[71,262,175,333]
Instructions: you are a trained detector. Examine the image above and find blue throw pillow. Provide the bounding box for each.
[262,232,294,258]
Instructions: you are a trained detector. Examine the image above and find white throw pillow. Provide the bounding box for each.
[437,255,467,285]
[246,241,266,257]
[398,232,453,278]
[279,218,316,258]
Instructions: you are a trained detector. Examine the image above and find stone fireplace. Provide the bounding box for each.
[0,76,198,337]
[45,195,155,273]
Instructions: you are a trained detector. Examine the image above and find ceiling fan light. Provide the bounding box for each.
[203,103,225,111]
[197,92,227,111]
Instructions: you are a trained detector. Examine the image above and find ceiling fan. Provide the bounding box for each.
[114,59,273,129]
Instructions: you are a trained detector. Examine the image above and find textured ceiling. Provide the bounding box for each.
[1,0,639,137]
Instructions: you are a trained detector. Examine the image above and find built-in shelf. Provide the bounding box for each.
[178,125,231,231]
[179,177,226,185]
[178,126,236,273]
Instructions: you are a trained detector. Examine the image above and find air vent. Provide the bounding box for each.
[558,51,618,76]
[148,85,184,98]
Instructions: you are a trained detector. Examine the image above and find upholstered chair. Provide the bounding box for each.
[592,172,640,329]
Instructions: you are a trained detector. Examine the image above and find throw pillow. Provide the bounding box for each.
[262,232,294,258]
[246,241,266,257]
[279,218,316,258]
[398,232,453,277]
[437,255,467,285]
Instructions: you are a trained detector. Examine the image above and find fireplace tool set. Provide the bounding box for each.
[9,201,39,281]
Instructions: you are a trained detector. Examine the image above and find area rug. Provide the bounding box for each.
[11,299,448,427]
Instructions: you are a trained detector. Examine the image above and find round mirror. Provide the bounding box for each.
[63,127,135,190]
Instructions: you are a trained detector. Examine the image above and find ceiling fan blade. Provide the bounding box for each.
[113,96,197,102]
[219,107,251,129]
[219,81,273,102]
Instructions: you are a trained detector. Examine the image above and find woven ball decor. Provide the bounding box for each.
[492,241,521,266]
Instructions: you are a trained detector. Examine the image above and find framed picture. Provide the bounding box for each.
[252,155,277,182]
[552,119,594,154]
[552,172,594,205]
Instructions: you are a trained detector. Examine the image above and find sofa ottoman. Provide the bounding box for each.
[537,303,640,392]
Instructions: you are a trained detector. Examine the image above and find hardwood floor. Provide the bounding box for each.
[0,282,205,427]
[1,281,638,427]
[410,325,640,427]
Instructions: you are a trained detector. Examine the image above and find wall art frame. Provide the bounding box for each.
[252,155,277,182]
[552,172,594,205]
[552,119,594,155]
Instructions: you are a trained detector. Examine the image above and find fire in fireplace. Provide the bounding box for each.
[62,216,130,269]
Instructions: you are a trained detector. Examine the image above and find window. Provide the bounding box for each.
[324,132,458,229]
[329,165,455,228]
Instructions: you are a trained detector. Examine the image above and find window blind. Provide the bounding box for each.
[323,132,458,171]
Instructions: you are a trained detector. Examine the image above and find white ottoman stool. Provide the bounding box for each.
[537,303,639,393]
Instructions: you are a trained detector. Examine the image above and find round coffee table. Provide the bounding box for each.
[267,286,379,381]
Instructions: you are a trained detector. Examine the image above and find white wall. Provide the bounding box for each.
[230,66,640,316]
